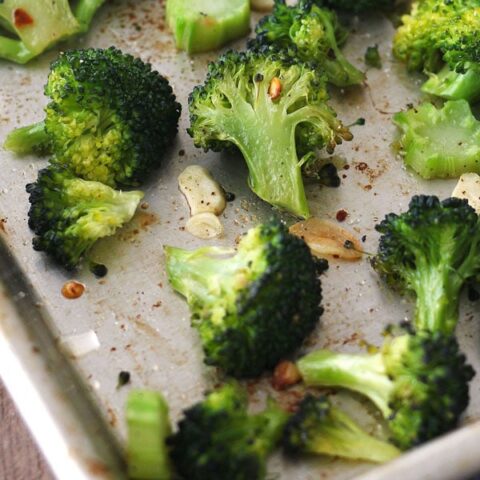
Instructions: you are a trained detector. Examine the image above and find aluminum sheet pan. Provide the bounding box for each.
[1,2,480,479]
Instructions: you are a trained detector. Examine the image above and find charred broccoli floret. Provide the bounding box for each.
[5,47,181,187]
[373,195,480,334]
[26,166,143,270]
[297,331,475,450]
[188,48,352,218]
[249,0,364,87]
[168,383,288,480]
[282,394,400,462]
[165,220,323,378]
[393,0,480,102]
[0,0,105,64]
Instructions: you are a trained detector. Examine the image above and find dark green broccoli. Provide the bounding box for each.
[26,166,144,270]
[315,0,395,13]
[373,195,480,334]
[5,47,181,187]
[249,0,364,87]
[188,48,352,218]
[282,394,400,462]
[365,45,382,69]
[297,330,475,450]
[394,0,480,102]
[0,1,105,64]
[168,383,288,480]
[164,220,323,378]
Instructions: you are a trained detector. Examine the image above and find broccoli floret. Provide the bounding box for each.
[5,47,181,188]
[315,0,395,13]
[282,394,400,462]
[168,383,288,480]
[249,0,364,87]
[365,45,382,69]
[373,195,480,334]
[26,166,144,270]
[393,100,480,179]
[164,220,322,377]
[188,48,352,218]
[393,0,480,102]
[0,1,105,64]
[297,331,475,450]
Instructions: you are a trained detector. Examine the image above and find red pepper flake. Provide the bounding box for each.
[14,9,34,28]
[61,281,85,300]
[268,77,282,100]
[272,361,301,391]
[336,209,348,222]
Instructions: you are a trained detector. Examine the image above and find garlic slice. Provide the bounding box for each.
[186,212,224,239]
[452,173,480,214]
[290,217,363,261]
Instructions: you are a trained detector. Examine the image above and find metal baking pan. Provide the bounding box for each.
[1,2,480,479]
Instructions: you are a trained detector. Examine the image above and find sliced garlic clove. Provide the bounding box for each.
[186,212,224,239]
[178,165,226,216]
[289,217,363,261]
[452,173,480,214]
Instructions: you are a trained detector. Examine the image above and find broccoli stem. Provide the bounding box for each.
[310,406,400,462]
[73,0,106,32]
[297,350,393,417]
[254,400,290,455]
[4,121,49,155]
[422,64,480,103]
[0,36,35,64]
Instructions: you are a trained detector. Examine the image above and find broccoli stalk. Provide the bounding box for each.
[250,0,365,87]
[168,383,289,480]
[0,1,105,64]
[165,220,322,377]
[188,49,352,218]
[297,332,475,450]
[26,166,144,270]
[4,121,50,156]
[393,100,480,179]
[373,195,480,334]
[282,395,400,463]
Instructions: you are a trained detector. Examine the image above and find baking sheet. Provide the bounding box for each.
[1,2,480,479]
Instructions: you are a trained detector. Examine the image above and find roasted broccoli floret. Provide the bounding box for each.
[0,0,105,64]
[393,100,480,179]
[373,195,480,334]
[315,0,395,13]
[393,0,480,102]
[168,383,288,480]
[5,47,181,187]
[165,220,323,377]
[297,331,475,450]
[249,0,364,87]
[282,394,400,462]
[188,48,352,218]
[26,166,144,270]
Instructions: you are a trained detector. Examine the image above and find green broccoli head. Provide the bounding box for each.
[0,0,105,64]
[297,331,475,450]
[39,47,181,187]
[249,0,364,87]
[314,0,395,13]
[165,220,323,378]
[188,48,352,218]
[282,394,400,463]
[373,195,480,334]
[168,383,288,480]
[393,100,480,179]
[26,166,143,270]
[393,0,480,101]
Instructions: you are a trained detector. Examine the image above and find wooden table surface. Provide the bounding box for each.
[0,381,53,480]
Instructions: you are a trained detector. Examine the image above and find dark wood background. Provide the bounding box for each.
[0,381,53,480]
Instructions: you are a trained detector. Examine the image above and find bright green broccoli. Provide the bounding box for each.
[297,330,475,450]
[249,0,364,87]
[315,0,395,13]
[188,48,352,218]
[26,166,144,270]
[282,394,400,462]
[373,195,480,335]
[5,47,181,187]
[168,383,288,480]
[0,1,105,64]
[393,0,480,102]
[393,100,480,179]
[164,220,323,378]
